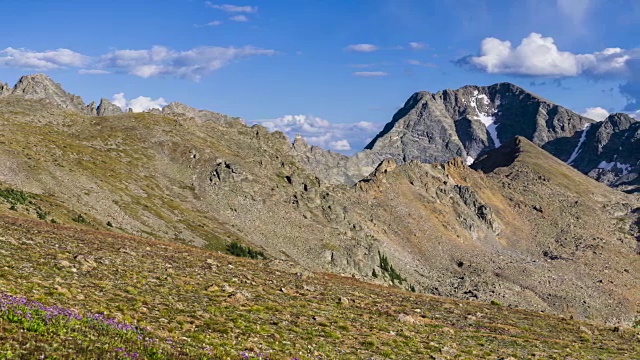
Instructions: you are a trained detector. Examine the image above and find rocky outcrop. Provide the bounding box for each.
[11,74,96,115]
[96,98,124,116]
[160,102,238,123]
[290,136,381,185]
[365,83,594,166]
[565,113,640,191]
[0,82,11,97]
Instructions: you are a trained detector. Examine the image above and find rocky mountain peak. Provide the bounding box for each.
[603,112,636,129]
[10,73,96,115]
[363,82,593,171]
[96,98,124,116]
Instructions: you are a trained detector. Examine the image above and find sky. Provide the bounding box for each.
[1,0,639,154]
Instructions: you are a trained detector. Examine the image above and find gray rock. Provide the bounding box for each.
[365,83,593,165]
[86,101,97,116]
[0,82,11,97]
[11,74,94,115]
[290,135,381,185]
[566,113,639,192]
[96,98,124,116]
[161,102,239,123]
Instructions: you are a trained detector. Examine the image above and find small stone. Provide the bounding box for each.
[579,326,592,335]
[339,297,349,305]
[398,314,417,324]
[58,260,72,267]
[441,346,458,357]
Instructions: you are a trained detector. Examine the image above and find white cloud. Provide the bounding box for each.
[0,45,275,81]
[78,69,110,75]
[329,139,351,151]
[463,32,637,77]
[353,71,388,77]
[250,114,381,153]
[230,15,248,22]
[345,44,378,52]
[205,2,257,13]
[99,45,276,80]
[111,93,168,112]
[409,42,427,50]
[581,107,609,121]
[195,20,223,27]
[0,47,88,70]
[406,59,437,67]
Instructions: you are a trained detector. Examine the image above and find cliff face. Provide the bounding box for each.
[365,83,594,165]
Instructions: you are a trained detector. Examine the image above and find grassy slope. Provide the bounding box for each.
[0,211,638,359]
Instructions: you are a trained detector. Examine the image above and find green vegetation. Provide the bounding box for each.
[71,213,88,224]
[0,213,637,359]
[35,206,49,221]
[0,187,30,206]
[378,251,418,293]
[378,251,405,284]
[226,241,267,260]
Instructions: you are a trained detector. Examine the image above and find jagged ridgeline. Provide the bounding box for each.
[0,74,638,326]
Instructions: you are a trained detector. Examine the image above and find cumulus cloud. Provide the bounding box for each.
[230,15,248,22]
[98,45,276,80]
[205,2,257,13]
[460,32,640,111]
[250,114,381,153]
[581,107,609,121]
[0,47,88,70]
[408,42,427,50]
[461,33,634,77]
[111,93,168,112]
[345,44,378,52]
[353,71,388,77]
[329,140,351,151]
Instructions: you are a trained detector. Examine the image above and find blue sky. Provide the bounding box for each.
[1,0,639,153]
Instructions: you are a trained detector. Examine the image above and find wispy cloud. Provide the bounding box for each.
[229,15,248,22]
[0,47,88,70]
[1,45,276,81]
[406,59,436,67]
[352,71,388,77]
[195,20,222,27]
[111,93,168,112]
[408,42,428,50]
[250,114,381,153]
[345,44,378,52]
[205,2,257,13]
[78,69,110,75]
[556,0,596,33]
[98,45,276,81]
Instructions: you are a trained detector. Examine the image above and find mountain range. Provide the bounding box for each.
[0,74,638,331]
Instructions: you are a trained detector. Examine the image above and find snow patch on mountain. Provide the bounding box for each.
[470,91,501,147]
[566,123,591,165]
[465,156,475,165]
[597,161,632,175]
